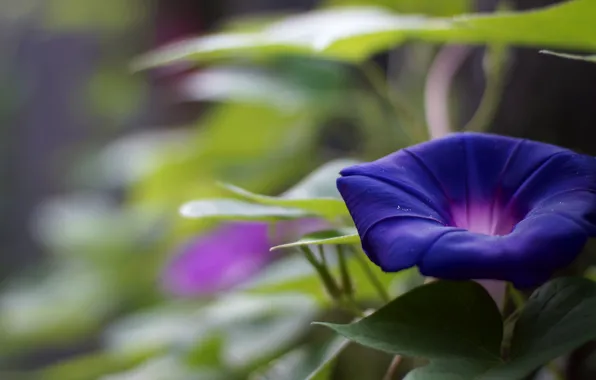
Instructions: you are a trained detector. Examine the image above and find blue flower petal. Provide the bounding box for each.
[337,133,596,287]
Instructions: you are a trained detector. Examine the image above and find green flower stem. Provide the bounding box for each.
[300,246,342,300]
[507,282,526,311]
[351,247,391,303]
[383,355,403,380]
[463,43,509,133]
[317,245,327,266]
[337,245,353,296]
[360,61,428,144]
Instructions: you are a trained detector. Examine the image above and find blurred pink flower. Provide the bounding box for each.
[162,219,326,297]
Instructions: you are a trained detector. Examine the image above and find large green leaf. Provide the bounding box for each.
[132,8,433,67]
[179,199,309,221]
[481,277,596,379]
[324,277,596,379]
[317,281,503,367]
[135,0,596,65]
[221,159,359,220]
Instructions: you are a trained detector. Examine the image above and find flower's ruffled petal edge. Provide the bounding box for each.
[336,175,447,268]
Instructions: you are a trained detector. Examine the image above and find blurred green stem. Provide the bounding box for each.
[507,282,526,311]
[300,246,342,300]
[352,247,391,303]
[337,245,353,296]
[360,61,428,144]
[463,44,509,133]
[383,355,403,380]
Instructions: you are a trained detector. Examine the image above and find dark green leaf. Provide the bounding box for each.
[136,0,596,65]
[317,281,503,363]
[404,359,492,380]
[270,229,359,250]
[482,277,596,379]
[179,199,309,221]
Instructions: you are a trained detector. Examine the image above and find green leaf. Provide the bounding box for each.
[221,159,359,220]
[179,199,309,221]
[481,277,596,379]
[270,229,359,250]
[132,8,433,67]
[180,67,311,110]
[250,337,349,380]
[136,0,596,65]
[36,352,149,380]
[323,0,472,16]
[540,50,596,62]
[404,359,494,380]
[317,281,503,364]
[100,355,224,380]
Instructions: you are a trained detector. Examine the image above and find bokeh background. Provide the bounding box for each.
[1,0,596,379]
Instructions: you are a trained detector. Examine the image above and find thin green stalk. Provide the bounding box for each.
[507,282,526,311]
[463,43,508,133]
[351,247,391,303]
[300,246,342,300]
[383,355,403,380]
[337,245,353,296]
[360,61,428,144]
[317,245,327,266]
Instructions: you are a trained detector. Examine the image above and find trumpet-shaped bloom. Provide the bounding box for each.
[337,133,596,288]
[162,219,324,297]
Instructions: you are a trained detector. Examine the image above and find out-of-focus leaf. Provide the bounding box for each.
[0,261,117,354]
[179,199,309,221]
[136,1,596,65]
[85,130,194,188]
[250,336,349,380]
[317,281,503,376]
[132,8,431,67]
[271,229,359,250]
[32,193,160,258]
[220,159,359,219]
[540,50,596,63]
[104,295,317,373]
[99,356,224,380]
[130,103,318,213]
[44,0,145,31]
[37,352,149,380]
[323,0,471,16]
[180,68,310,111]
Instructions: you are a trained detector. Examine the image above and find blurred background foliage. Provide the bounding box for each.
[0,0,595,379]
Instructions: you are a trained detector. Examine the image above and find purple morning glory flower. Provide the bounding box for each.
[162,219,325,297]
[337,133,596,288]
